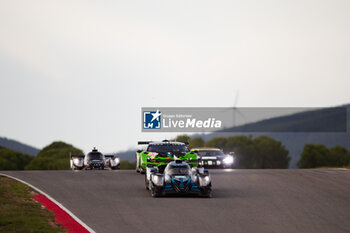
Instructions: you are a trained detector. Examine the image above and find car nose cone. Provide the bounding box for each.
[171,176,190,192]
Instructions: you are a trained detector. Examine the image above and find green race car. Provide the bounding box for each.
[136,140,199,174]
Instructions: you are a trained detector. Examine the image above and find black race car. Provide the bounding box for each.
[191,148,234,168]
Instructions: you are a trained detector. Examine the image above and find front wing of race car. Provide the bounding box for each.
[105,155,120,170]
[70,154,85,170]
[70,153,120,170]
[147,167,211,197]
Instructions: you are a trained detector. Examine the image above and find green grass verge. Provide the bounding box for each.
[0,175,66,233]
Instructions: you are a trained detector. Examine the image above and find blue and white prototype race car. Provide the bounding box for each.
[145,160,212,197]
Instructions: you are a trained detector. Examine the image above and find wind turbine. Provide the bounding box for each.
[231,90,246,128]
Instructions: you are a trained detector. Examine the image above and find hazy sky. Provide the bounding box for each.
[1,0,349,153]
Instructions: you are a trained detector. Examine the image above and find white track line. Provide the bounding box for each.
[0,173,96,233]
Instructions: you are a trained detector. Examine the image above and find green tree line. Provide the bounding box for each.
[25,141,83,170]
[2,138,348,170]
[0,142,136,170]
[0,146,34,170]
[174,135,291,169]
[297,144,350,168]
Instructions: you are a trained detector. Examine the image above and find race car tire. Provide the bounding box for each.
[150,182,161,197]
[140,168,146,174]
[201,191,211,198]
[151,187,160,197]
[136,161,140,172]
[145,174,150,190]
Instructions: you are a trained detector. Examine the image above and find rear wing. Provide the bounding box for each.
[105,154,119,159]
[151,159,200,163]
[138,140,188,145]
[138,141,152,145]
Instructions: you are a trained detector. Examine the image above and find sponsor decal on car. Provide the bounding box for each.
[201,156,217,160]
[148,152,158,159]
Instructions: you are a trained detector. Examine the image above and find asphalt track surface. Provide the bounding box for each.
[2,169,350,233]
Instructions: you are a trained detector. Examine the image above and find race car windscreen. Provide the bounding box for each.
[168,165,191,176]
[198,150,225,157]
[86,153,103,160]
[147,144,189,154]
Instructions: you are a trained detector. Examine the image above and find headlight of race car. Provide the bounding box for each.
[152,175,164,186]
[110,157,120,166]
[191,174,198,183]
[165,174,171,183]
[73,158,83,167]
[223,156,234,164]
[199,175,211,187]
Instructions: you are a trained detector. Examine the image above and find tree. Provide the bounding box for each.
[120,160,136,169]
[25,141,83,170]
[297,144,330,168]
[184,135,290,169]
[189,137,205,149]
[329,146,350,167]
[0,147,33,170]
[225,136,255,168]
[205,137,227,149]
[174,135,191,144]
[253,136,290,169]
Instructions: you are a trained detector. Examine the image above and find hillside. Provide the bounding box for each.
[1,106,348,168]
[117,105,350,168]
[198,105,350,168]
[25,141,83,170]
[220,106,346,133]
[0,137,40,156]
[0,146,34,170]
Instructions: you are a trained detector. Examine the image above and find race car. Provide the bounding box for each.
[70,147,120,170]
[145,160,212,197]
[190,148,234,168]
[136,140,198,174]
